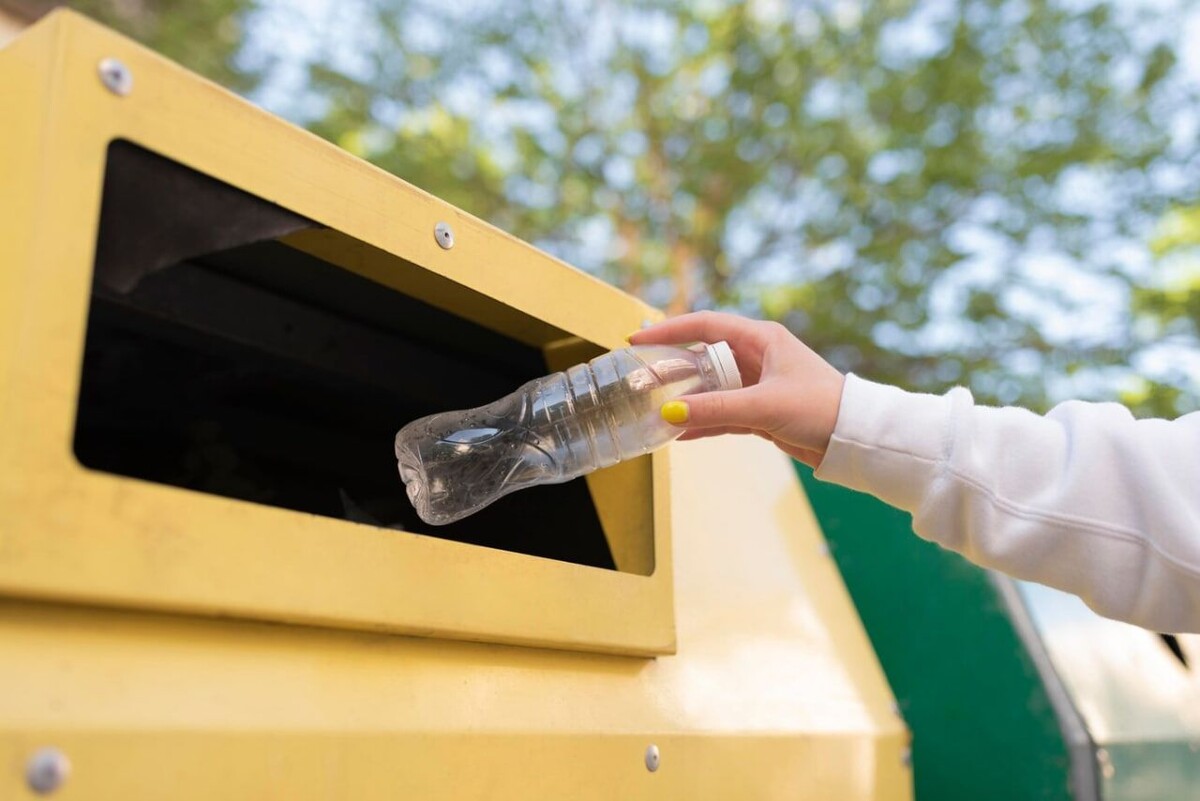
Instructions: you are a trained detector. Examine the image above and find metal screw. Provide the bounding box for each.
[434,222,455,250]
[900,747,912,767]
[644,743,660,773]
[818,542,831,557]
[98,57,133,96]
[26,748,70,795]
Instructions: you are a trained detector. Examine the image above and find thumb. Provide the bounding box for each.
[660,388,765,431]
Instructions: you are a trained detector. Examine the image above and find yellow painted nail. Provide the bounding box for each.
[661,400,689,424]
[624,330,641,343]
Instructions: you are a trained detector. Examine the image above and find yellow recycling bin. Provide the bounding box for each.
[0,11,909,799]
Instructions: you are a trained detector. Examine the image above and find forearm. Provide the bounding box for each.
[815,375,1200,632]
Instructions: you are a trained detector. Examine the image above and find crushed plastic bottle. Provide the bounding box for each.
[394,341,742,525]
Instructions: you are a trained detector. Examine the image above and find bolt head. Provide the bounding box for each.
[26,747,70,795]
[98,57,133,96]
[434,222,455,250]
[900,747,912,767]
[644,743,660,772]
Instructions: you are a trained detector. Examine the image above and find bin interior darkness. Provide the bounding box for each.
[73,141,617,571]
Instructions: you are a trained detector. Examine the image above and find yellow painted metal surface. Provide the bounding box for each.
[0,9,671,657]
[1,438,908,799]
[0,9,26,46]
[0,12,910,799]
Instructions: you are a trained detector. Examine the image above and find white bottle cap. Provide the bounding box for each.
[705,340,743,390]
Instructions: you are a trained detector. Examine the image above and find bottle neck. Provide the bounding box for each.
[691,341,742,391]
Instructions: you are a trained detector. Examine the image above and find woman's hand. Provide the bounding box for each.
[629,311,846,467]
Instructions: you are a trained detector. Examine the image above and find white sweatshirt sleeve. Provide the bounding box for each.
[814,374,1200,633]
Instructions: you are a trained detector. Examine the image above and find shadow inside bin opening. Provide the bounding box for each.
[73,140,617,572]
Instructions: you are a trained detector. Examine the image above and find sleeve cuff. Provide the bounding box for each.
[813,374,957,513]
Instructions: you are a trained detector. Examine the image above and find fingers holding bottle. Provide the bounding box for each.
[633,309,847,463]
[629,311,773,386]
[660,385,772,431]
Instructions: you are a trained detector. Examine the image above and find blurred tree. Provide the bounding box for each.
[1125,205,1200,415]
[50,0,1200,415]
[290,0,1199,414]
[44,0,262,92]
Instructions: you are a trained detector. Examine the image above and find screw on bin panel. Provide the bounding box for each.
[26,748,70,795]
[900,747,912,767]
[644,743,660,772]
[434,222,455,250]
[98,57,133,96]
[818,541,831,557]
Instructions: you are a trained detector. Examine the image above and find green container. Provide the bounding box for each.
[799,461,1200,801]
[797,464,1073,800]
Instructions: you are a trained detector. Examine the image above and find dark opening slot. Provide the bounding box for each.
[1160,633,1189,668]
[73,141,616,571]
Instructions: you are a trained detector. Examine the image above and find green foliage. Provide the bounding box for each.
[59,0,261,92]
[1127,206,1200,416]
[53,0,1200,417]
[289,0,1199,415]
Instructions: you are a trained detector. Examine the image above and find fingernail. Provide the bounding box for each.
[624,331,640,343]
[661,400,689,424]
[626,318,654,342]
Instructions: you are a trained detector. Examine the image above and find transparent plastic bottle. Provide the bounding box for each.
[394,341,741,525]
